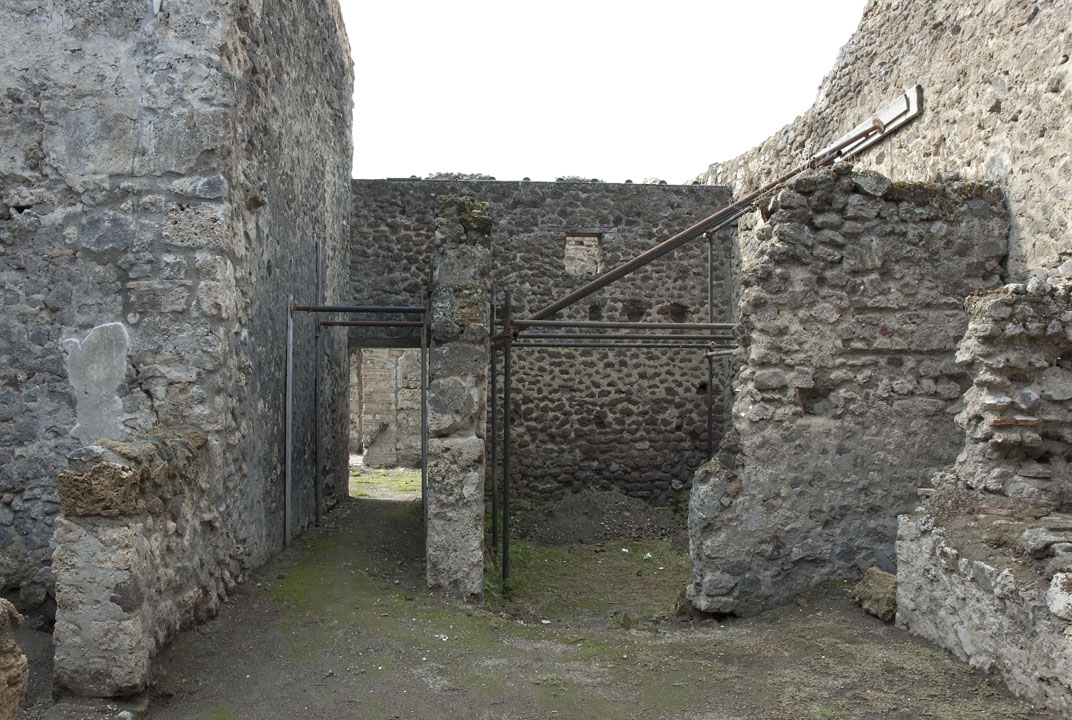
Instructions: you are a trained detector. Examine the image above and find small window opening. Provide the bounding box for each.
[564,233,601,276]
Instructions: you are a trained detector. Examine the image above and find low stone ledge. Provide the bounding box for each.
[897,509,1072,712]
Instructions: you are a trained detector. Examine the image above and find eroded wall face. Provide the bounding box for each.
[686,167,1008,615]
[897,278,1072,712]
[0,0,237,612]
[351,180,734,502]
[699,0,1071,275]
[0,0,352,695]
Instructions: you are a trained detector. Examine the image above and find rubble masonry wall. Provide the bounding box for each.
[351,180,734,502]
[0,0,352,694]
[897,278,1072,711]
[686,167,1008,615]
[699,0,1071,275]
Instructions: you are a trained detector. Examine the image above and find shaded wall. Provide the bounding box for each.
[351,180,735,502]
[0,0,352,693]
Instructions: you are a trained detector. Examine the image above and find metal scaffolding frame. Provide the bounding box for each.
[285,301,430,547]
[486,86,924,587]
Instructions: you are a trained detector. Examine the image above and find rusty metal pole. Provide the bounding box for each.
[502,291,513,590]
[490,288,499,552]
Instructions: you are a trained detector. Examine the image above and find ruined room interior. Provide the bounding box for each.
[1,0,1071,717]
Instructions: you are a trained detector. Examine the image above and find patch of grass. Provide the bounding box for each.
[486,537,689,622]
[349,467,422,497]
[202,709,234,720]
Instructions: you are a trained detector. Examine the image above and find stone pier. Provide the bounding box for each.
[425,192,492,599]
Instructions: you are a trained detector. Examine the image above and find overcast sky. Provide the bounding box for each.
[338,0,868,183]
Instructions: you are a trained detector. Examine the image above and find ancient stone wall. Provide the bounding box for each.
[896,276,1072,711]
[351,180,734,502]
[351,349,422,468]
[686,167,1008,615]
[0,0,352,693]
[697,0,1071,275]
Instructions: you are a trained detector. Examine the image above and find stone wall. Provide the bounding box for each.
[351,179,734,502]
[0,0,352,694]
[697,0,1071,275]
[896,277,1072,711]
[351,349,421,468]
[686,167,1008,615]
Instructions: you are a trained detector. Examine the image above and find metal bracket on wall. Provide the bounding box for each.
[816,85,923,161]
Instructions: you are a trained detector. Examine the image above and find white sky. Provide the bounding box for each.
[339,0,868,183]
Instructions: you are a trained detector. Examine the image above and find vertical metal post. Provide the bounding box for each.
[421,288,429,530]
[502,291,512,589]
[706,232,715,460]
[315,324,324,525]
[490,288,499,552]
[285,297,294,547]
[315,244,324,524]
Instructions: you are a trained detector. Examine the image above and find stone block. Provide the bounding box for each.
[0,599,27,720]
[57,462,144,517]
[852,566,897,622]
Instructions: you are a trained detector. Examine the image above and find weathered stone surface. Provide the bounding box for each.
[898,513,1072,712]
[1048,574,1072,622]
[687,169,1007,616]
[0,599,27,720]
[56,461,143,518]
[352,179,735,503]
[425,193,490,600]
[2,0,353,695]
[699,0,1072,276]
[852,567,897,622]
[895,277,1072,713]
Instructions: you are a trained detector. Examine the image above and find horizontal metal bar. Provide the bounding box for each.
[506,319,736,331]
[293,304,426,314]
[318,320,425,328]
[347,336,422,349]
[512,342,716,350]
[517,332,733,342]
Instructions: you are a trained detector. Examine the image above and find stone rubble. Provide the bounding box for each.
[896,277,1072,711]
[0,599,27,720]
[852,567,897,623]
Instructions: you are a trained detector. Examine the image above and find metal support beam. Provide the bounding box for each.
[524,93,919,323]
[502,291,513,591]
[507,319,735,331]
[516,332,732,342]
[421,291,429,530]
[513,342,713,350]
[319,320,425,328]
[292,304,426,314]
[284,296,294,547]
[490,288,499,552]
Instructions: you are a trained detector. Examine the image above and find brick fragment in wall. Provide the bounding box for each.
[686,169,1008,617]
[890,277,1072,712]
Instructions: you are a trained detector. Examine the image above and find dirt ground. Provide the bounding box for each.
[17,477,1062,720]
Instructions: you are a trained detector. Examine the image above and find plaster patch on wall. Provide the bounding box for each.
[62,323,130,446]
